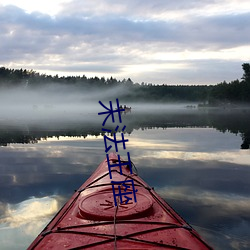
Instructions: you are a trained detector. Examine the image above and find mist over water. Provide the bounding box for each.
[0,84,250,249]
[1,84,250,148]
[0,84,197,125]
[0,85,98,122]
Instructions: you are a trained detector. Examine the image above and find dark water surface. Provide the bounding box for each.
[0,106,250,249]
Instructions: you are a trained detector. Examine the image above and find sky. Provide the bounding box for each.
[0,0,250,85]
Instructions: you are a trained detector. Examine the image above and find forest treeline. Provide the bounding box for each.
[0,63,249,104]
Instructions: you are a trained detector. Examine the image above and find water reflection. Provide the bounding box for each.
[127,128,250,249]
[0,108,250,249]
[0,196,59,228]
[0,107,250,149]
[0,196,62,250]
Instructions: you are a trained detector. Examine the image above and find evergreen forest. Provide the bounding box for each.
[0,63,250,105]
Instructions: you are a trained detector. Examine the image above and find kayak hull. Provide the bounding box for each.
[28,152,213,249]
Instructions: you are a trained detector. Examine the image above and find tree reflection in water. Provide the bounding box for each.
[0,108,249,149]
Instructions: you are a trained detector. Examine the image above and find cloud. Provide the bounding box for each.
[0,1,250,84]
[4,5,247,49]
[58,0,244,19]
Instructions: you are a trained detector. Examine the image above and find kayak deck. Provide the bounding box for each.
[28,152,213,249]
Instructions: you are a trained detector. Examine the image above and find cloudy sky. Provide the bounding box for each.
[0,0,250,85]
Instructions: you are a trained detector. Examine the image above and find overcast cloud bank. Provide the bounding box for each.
[0,0,250,84]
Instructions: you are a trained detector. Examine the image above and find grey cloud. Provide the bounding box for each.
[1,4,249,50]
[185,13,250,49]
[131,59,244,84]
[59,0,215,18]
[0,3,249,84]
[39,64,121,74]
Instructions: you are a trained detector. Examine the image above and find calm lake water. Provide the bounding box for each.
[0,105,250,249]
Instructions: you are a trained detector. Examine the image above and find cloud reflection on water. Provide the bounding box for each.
[0,196,62,250]
[143,150,250,167]
[163,187,250,250]
[0,127,249,249]
[128,128,250,249]
[0,196,59,228]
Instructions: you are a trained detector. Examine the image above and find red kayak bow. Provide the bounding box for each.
[28,152,213,249]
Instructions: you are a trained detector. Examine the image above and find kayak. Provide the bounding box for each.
[28,152,213,249]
